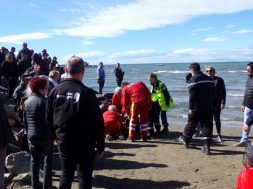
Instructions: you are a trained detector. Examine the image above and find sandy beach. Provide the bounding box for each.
[48,125,245,189]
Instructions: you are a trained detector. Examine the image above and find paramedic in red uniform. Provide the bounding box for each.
[103,105,128,139]
[121,82,151,141]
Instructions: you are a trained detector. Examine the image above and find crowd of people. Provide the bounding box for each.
[1,42,253,188]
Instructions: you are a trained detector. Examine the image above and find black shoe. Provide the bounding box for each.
[161,127,169,134]
[154,130,161,137]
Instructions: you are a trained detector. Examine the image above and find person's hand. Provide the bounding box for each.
[241,106,245,112]
[95,150,104,160]
[243,123,249,131]
[221,104,225,110]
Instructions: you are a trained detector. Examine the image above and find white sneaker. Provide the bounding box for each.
[217,135,223,143]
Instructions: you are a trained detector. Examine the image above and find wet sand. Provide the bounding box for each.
[49,125,245,189]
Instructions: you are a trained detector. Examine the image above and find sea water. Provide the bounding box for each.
[83,62,248,129]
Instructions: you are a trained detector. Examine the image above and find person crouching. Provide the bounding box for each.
[103,105,128,140]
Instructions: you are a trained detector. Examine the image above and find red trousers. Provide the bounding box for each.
[129,101,150,138]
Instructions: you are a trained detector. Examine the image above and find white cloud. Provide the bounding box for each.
[0,32,51,44]
[60,47,253,64]
[192,27,212,33]
[58,8,83,13]
[232,29,253,34]
[171,48,253,62]
[202,37,226,42]
[80,41,94,46]
[54,0,253,38]
[61,51,106,63]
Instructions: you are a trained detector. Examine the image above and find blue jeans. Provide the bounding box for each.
[59,152,95,189]
[241,107,253,143]
[28,141,53,189]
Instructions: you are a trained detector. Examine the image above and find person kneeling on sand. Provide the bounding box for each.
[103,105,128,141]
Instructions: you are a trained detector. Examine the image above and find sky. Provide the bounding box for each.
[0,0,253,64]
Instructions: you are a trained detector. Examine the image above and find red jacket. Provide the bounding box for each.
[103,110,127,135]
[112,93,122,113]
[121,82,151,115]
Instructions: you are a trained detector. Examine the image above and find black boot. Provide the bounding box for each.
[202,139,211,155]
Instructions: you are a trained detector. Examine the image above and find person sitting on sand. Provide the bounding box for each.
[103,105,128,141]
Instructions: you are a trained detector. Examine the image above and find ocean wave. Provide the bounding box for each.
[227,93,244,97]
[155,70,187,74]
[227,70,247,73]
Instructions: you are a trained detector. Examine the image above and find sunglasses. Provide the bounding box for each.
[206,70,212,73]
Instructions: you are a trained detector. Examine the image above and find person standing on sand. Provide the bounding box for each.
[23,77,54,189]
[205,66,226,143]
[46,56,105,189]
[114,63,125,87]
[234,62,253,147]
[148,73,173,138]
[182,63,214,155]
[121,81,151,142]
[97,62,106,94]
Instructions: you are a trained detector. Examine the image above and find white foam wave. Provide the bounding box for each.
[227,93,244,97]
[155,70,187,74]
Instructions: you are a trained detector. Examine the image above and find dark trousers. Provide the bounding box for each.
[213,106,221,135]
[184,111,213,140]
[161,111,169,128]
[98,79,105,94]
[149,102,161,133]
[149,102,169,133]
[28,141,53,189]
[116,79,123,87]
[59,152,95,189]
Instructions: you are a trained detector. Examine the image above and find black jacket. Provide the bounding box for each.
[46,79,105,157]
[1,61,18,79]
[17,60,31,77]
[114,67,124,81]
[24,93,53,142]
[188,71,214,113]
[213,76,226,106]
[242,76,253,109]
[0,99,12,149]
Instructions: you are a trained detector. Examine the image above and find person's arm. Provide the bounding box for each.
[188,79,197,112]
[45,90,56,139]
[121,88,130,115]
[161,83,171,105]
[220,78,226,109]
[89,92,105,155]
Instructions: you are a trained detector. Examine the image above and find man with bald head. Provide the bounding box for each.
[46,56,105,189]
